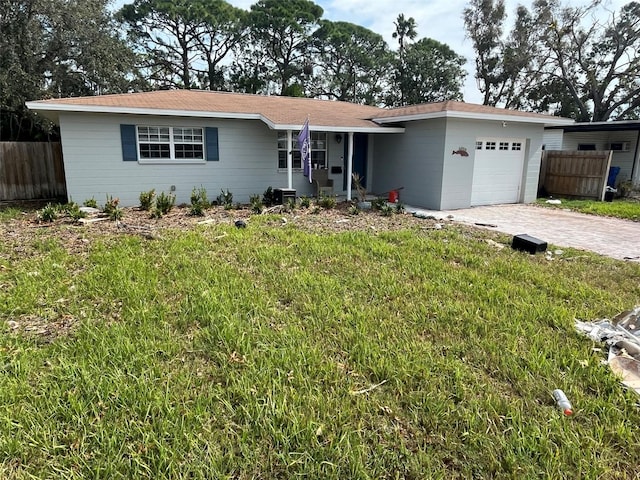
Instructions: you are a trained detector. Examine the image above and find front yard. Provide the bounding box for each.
[1,204,639,478]
[537,197,640,222]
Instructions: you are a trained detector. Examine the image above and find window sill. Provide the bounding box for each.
[137,159,207,165]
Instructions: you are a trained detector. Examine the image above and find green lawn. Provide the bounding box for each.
[537,197,640,221]
[1,210,640,479]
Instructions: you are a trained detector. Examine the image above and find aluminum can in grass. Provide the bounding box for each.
[552,389,573,415]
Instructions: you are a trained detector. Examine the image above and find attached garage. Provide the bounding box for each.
[471,138,526,206]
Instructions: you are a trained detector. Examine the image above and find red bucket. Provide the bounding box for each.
[388,190,399,203]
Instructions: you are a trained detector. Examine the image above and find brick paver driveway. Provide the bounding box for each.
[412,204,640,261]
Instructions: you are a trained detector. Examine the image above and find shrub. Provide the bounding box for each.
[36,203,58,222]
[285,198,296,212]
[262,186,275,207]
[380,204,394,217]
[249,194,263,214]
[109,206,123,221]
[139,189,156,211]
[395,202,405,214]
[349,204,360,215]
[103,195,120,216]
[217,189,233,209]
[83,197,98,208]
[64,202,86,221]
[372,197,387,211]
[299,196,311,208]
[155,191,176,215]
[318,194,336,209]
[189,186,209,216]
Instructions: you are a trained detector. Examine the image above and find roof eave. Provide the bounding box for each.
[25,102,405,133]
[373,110,574,126]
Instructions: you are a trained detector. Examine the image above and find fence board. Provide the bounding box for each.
[539,150,612,200]
[0,142,66,202]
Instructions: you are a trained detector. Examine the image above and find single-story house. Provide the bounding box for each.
[26,90,572,209]
[544,120,640,188]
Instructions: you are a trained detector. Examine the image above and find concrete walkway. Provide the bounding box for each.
[408,203,640,261]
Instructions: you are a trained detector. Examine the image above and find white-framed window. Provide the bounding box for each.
[137,126,204,161]
[277,131,327,169]
[511,142,522,151]
[475,141,483,150]
[485,141,496,150]
[499,141,509,150]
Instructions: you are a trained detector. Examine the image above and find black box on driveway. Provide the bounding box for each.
[511,234,548,254]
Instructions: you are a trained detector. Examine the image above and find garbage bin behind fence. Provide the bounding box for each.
[608,166,621,187]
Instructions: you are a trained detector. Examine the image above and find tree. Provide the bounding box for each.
[0,0,138,141]
[119,0,244,90]
[391,38,466,106]
[464,0,640,121]
[392,13,417,53]
[534,0,640,121]
[392,13,418,105]
[309,20,392,104]
[248,0,323,96]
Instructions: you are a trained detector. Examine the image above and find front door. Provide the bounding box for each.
[343,133,368,190]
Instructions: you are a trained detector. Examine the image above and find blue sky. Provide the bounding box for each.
[113,0,628,104]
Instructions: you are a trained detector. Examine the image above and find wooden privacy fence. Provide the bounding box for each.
[0,142,66,202]
[539,150,612,200]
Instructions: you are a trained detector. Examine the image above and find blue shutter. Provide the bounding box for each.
[120,124,137,161]
[205,127,219,161]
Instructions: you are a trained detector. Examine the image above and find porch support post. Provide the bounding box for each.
[346,132,354,201]
[287,130,293,189]
[631,129,640,186]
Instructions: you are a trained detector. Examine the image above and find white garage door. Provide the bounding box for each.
[471,138,526,206]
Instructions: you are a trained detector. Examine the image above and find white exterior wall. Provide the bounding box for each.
[542,129,564,150]
[372,119,446,209]
[441,118,545,209]
[562,130,639,185]
[59,112,319,206]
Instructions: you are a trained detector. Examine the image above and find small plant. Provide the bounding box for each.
[262,186,275,207]
[36,203,58,222]
[285,198,296,212]
[380,203,394,217]
[351,172,367,203]
[299,196,311,209]
[249,194,263,214]
[217,189,233,209]
[109,206,123,221]
[372,197,387,211]
[311,206,321,214]
[318,194,336,209]
[139,189,156,211]
[103,195,120,216]
[189,186,209,216]
[83,197,98,209]
[348,204,360,215]
[64,202,86,221]
[395,201,405,214]
[155,191,176,215]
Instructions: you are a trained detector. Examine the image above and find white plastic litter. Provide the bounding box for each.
[576,307,640,395]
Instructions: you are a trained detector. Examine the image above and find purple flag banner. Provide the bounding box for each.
[297,118,312,183]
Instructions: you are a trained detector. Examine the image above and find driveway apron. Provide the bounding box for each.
[410,204,640,261]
